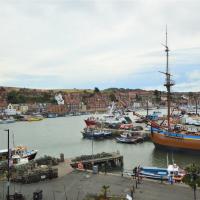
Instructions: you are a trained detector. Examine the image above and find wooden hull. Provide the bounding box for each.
[151,128,200,151]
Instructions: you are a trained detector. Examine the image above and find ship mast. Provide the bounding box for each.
[163,26,174,131]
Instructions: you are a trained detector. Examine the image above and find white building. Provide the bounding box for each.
[55,94,64,105]
[5,104,18,115]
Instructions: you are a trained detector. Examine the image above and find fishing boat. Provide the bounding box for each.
[15,146,38,160]
[26,116,43,122]
[47,113,58,118]
[0,117,16,124]
[12,155,29,165]
[119,123,133,130]
[140,164,185,181]
[0,146,38,162]
[136,29,200,151]
[116,132,143,144]
[84,116,97,126]
[82,128,112,139]
[139,166,168,180]
[116,136,143,144]
[84,102,132,128]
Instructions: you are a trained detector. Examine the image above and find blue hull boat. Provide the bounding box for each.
[139,167,168,180]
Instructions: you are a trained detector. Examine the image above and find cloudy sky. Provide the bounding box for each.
[0,0,200,91]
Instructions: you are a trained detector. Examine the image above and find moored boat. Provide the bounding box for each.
[84,102,132,128]
[82,128,112,139]
[15,146,38,160]
[142,30,200,151]
[150,126,200,151]
[116,132,143,144]
[116,137,143,144]
[47,113,58,118]
[12,155,29,165]
[27,116,43,121]
[0,117,16,124]
[84,117,97,126]
[139,166,168,180]
[0,146,38,162]
[139,164,185,181]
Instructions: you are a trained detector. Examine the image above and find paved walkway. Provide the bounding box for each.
[53,159,73,177]
[0,171,199,200]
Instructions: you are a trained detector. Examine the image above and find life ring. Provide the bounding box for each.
[174,176,183,182]
[77,162,84,170]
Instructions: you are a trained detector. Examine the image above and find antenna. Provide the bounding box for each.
[167,153,169,166]
[172,152,174,164]
[12,133,15,148]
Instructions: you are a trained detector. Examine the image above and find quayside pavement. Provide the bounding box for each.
[0,169,200,200]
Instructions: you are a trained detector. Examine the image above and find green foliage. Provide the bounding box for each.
[7,91,17,103]
[189,92,194,97]
[135,94,142,102]
[94,87,100,93]
[109,93,117,102]
[154,90,161,103]
[183,164,200,188]
[50,98,57,104]
[103,88,118,93]
[6,90,54,104]
[101,185,110,199]
[83,185,126,200]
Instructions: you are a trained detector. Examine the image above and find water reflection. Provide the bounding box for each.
[151,147,200,168]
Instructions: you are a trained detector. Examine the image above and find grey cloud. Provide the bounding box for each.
[0,0,200,90]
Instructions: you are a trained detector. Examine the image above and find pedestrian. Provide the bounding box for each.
[168,175,173,185]
[137,165,141,184]
[133,167,137,179]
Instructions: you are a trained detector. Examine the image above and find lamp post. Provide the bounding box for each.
[191,173,197,200]
[91,131,94,170]
[92,134,94,158]
[146,98,149,116]
[5,129,10,200]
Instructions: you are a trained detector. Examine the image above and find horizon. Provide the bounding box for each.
[0,85,199,93]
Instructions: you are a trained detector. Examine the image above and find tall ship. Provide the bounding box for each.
[147,30,200,151]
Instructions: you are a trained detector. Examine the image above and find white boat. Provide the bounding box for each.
[12,155,29,165]
[84,102,132,127]
[181,115,200,126]
[0,117,16,124]
[140,164,185,181]
[0,146,38,162]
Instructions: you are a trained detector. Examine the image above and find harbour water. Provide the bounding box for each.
[0,112,200,170]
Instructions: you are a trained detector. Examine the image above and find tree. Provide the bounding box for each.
[94,87,100,93]
[135,94,142,102]
[154,90,161,104]
[101,185,110,199]
[109,93,117,102]
[7,90,18,104]
[183,164,200,200]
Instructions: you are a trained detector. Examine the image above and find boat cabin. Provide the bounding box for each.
[12,155,28,165]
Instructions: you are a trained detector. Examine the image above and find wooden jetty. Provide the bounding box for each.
[70,152,123,172]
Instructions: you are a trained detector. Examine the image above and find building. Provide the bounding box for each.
[4,104,18,115]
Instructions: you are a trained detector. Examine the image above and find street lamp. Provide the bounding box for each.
[4,129,10,200]
[190,173,197,200]
[91,131,94,170]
